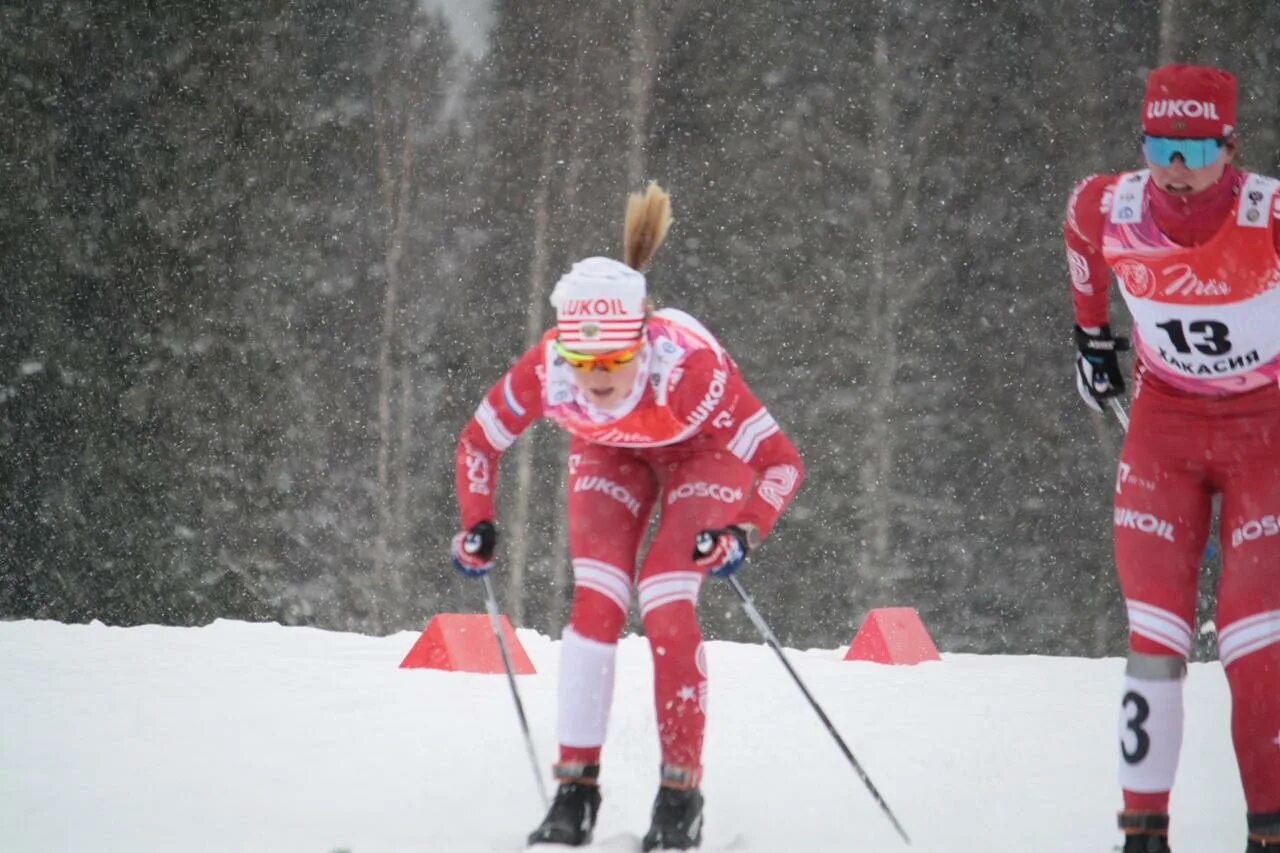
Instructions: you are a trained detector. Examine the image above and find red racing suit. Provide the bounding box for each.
[454,308,804,776]
[1065,165,1280,816]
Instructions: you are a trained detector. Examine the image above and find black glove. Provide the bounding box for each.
[1074,325,1130,413]
[451,520,497,577]
[692,524,757,578]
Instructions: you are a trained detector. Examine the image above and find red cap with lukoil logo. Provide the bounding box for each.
[1143,64,1237,138]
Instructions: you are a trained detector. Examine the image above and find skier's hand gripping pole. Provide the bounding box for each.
[480,574,549,810]
[1074,325,1130,413]
[726,575,912,845]
[452,521,497,576]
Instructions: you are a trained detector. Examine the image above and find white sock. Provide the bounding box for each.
[557,627,618,749]
[1117,656,1186,794]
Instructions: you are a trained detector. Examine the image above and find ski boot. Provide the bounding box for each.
[1119,812,1170,852]
[1248,809,1280,851]
[527,763,601,847]
[641,766,704,851]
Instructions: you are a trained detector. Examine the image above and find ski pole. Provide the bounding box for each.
[727,575,912,845]
[481,574,549,810]
[1107,397,1130,431]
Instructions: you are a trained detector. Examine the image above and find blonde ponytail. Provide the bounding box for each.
[623,181,672,272]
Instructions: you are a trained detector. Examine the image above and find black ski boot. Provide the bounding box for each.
[527,764,601,847]
[641,766,704,851]
[1248,809,1280,851]
[1123,835,1171,853]
[1119,812,1170,852]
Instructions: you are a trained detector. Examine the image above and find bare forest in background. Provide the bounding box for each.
[4,0,1279,655]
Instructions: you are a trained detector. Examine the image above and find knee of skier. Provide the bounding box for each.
[641,599,700,651]
[1217,609,1280,671]
[1123,599,1194,659]
[567,585,629,643]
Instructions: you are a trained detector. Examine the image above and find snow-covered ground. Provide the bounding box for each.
[0,618,1246,852]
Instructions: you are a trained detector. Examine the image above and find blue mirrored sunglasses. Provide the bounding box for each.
[1142,135,1226,170]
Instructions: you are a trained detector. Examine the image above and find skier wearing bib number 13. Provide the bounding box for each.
[450,183,804,849]
[1064,64,1280,852]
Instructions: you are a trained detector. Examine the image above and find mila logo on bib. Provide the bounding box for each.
[1161,263,1231,298]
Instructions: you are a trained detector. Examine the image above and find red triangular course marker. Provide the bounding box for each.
[400,613,536,674]
[844,606,941,665]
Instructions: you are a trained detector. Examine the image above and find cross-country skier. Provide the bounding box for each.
[451,183,805,849]
[1064,64,1280,853]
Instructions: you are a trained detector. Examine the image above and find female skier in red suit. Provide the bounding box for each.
[451,184,804,849]
[1065,64,1280,852]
